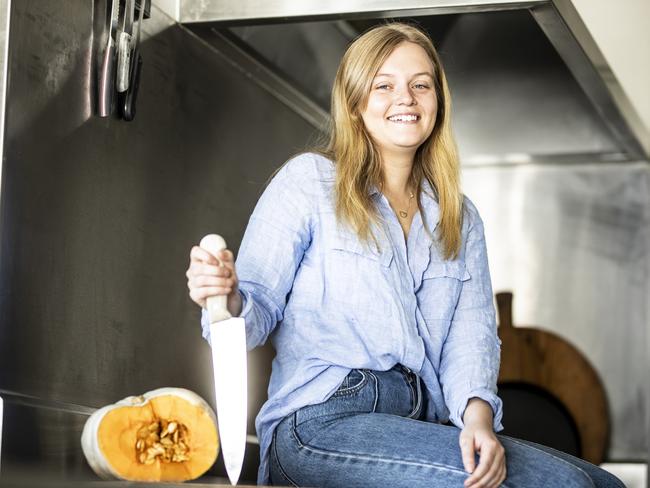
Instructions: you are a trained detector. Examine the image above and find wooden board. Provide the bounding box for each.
[496,292,609,464]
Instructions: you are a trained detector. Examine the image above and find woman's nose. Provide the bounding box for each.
[394,86,416,105]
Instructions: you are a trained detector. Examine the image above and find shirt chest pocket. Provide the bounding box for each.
[327,235,394,317]
[417,261,470,321]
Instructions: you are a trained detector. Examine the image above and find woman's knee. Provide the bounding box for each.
[501,437,595,488]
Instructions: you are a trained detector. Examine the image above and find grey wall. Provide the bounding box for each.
[0,0,315,481]
[463,162,650,461]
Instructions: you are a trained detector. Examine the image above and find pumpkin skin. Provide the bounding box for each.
[81,388,219,482]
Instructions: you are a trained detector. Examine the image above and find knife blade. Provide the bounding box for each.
[98,0,120,116]
[119,0,145,121]
[199,234,247,486]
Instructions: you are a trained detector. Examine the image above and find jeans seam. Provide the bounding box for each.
[505,437,597,488]
[272,418,300,487]
[290,411,306,448]
[332,370,368,397]
[289,401,470,479]
[366,370,379,412]
[298,441,470,476]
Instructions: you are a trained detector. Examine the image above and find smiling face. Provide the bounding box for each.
[360,41,438,163]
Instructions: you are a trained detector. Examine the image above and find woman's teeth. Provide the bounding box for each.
[388,115,419,122]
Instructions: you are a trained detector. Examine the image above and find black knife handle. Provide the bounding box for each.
[120,50,142,121]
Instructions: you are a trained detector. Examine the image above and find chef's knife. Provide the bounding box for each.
[119,0,145,121]
[116,0,135,93]
[98,0,120,116]
[199,234,247,486]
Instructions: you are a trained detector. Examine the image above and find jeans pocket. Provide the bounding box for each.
[332,369,368,397]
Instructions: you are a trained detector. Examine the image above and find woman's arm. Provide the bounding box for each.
[439,202,503,431]
[460,398,506,487]
[195,155,316,350]
[438,200,505,487]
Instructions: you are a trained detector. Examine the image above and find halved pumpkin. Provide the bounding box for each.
[81,387,219,482]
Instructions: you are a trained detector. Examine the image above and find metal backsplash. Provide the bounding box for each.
[0,0,315,481]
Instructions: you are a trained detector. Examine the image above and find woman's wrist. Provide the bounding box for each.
[462,397,494,429]
[227,288,243,317]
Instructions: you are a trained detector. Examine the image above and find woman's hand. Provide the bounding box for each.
[186,245,242,317]
[460,398,506,488]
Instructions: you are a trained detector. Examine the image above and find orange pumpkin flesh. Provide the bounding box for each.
[94,393,218,482]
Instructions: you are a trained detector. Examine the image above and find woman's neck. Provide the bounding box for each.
[380,153,415,197]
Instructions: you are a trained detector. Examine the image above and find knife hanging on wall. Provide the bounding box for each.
[97,0,148,119]
[119,0,145,120]
[115,0,134,94]
[97,0,120,117]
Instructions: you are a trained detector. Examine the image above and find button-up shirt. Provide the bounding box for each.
[201,152,503,485]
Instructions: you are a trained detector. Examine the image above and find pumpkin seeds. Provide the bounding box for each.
[135,418,190,464]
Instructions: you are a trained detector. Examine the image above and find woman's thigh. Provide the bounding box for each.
[270,368,604,488]
[499,436,625,488]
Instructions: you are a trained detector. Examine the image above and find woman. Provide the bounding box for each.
[186,23,623,488]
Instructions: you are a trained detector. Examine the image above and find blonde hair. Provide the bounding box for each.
[322,22,463,260]
[269,22,463,259]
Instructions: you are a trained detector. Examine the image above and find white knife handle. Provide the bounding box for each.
[199,234,233,323]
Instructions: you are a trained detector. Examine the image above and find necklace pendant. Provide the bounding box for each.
[399,210,408,218]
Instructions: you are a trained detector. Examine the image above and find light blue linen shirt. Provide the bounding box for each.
[201,152,503,485]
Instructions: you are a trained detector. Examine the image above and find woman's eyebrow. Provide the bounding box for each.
[374,72,434,78]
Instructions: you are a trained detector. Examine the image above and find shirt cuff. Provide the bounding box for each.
[238,288,253,318]
[449,387,504,432]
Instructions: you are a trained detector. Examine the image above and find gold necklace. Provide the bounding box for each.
[398,191,415,219]
[380,182,415,219]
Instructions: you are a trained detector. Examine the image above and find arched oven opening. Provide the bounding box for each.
[496,292,610,464]
[498,381,582,457]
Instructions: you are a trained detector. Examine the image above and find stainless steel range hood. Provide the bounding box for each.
[162,0,649,165]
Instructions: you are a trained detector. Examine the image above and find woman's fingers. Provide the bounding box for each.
[459,431,477,475]
[189,286,232,306]
[186,265,234,291]
[187,274,234,289]
[187,245,239,308]
[190,245,219,265]
[187,262,231,278]
[477,446,505,487]
[480,462,506,488]
[465,450,492,487]
[464,434,505,488]
[493,463,507,487]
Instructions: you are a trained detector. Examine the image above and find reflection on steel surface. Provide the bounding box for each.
[181,0,648,161]
[1,395,3,473]
[179,0,544,23]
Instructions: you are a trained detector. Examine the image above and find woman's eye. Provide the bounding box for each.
[413,83,430,89]
[375,84,391,90]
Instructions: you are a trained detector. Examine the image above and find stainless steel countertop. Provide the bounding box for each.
[0,475,262,488]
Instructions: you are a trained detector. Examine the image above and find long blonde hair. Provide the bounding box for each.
[322,22,463,260]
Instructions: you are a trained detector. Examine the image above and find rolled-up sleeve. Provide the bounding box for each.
[439,206,503,432]
[200,157,314,351]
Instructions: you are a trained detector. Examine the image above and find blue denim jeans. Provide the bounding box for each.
[269,365,624,487]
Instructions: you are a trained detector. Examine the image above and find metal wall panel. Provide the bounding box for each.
[463,162,650,460]
[0,0,316,479]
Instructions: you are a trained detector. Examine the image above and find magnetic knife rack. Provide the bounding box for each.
[98,0,151,120]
